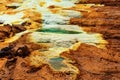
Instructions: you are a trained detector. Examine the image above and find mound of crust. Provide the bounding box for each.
[78,0,120,6]
[0,25,26,41]
[11,57,74,80]
[61,43,120,80]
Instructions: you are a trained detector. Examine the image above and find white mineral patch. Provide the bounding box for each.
[43,25,85,33]
[0,12,28,25]
[42,14,70,25]
[30,24,104,48]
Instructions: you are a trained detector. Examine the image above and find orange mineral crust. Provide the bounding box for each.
[0,0,119,80]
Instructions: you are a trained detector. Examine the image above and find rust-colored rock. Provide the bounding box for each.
[61,44,120,80]
[0,0,120,80]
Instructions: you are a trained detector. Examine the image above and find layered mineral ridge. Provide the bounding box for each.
[0,0,119,80]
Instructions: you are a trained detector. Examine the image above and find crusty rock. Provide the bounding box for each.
[61,43,120,80]
[0,25,26,41]
[78,0,120,6]
[11,57,74,80]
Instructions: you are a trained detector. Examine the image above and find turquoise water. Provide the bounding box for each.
[36,28,82,34]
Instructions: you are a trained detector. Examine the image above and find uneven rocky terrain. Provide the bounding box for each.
[0,0,120,80]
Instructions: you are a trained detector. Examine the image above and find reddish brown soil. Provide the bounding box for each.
[0,1,120,80]
[61,43,120,80]
[0,25,26,41]
[69,5,120,80]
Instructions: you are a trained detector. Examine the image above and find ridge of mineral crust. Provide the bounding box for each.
[0,0,120,80]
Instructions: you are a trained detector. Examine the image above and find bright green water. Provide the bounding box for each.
[36,28,82,34]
